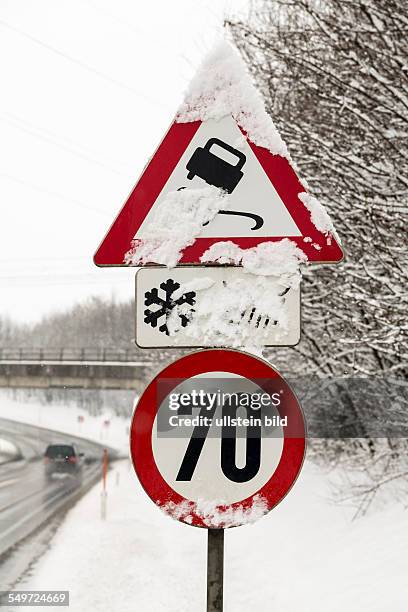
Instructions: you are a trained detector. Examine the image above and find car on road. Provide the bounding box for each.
[44,444,84,481]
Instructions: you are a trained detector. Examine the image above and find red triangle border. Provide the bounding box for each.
[94,120,343,266]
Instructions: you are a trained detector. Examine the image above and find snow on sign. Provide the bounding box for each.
[130,349,306,529]
[94,43,343,267]
[135,267,300,348]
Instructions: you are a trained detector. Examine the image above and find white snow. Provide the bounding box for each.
[124,41,341,287]
[167,273,293,348]
[171,277,215,301]
[163,494,268,528]
[124,40,342,330]
[201,239,307,286]
[0,391,131,455]
[158,240,307,349]
[298,191,341,243]
[177,41,288,157]
[240,241,307,280]
[20,460,408,611]
[124,186,227,267]
[200,240,244,265]
[0,437,20,463]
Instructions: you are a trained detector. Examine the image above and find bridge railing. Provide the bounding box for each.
[0,347,152,363]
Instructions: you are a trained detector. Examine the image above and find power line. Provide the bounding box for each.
[0,171,111,217]
[1,113,129,177]
[82,0,198,73]
[0,269,134,286]
[0,255,92,263]
[0,277,132,287]
[83,0,167,49]
[3,111,138,171]
[0,272,131,280]
[0,18,171,110]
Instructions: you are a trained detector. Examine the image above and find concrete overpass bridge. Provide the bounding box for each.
[0,348,155,391]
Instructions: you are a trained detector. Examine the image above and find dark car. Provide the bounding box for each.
[44,444,84,481]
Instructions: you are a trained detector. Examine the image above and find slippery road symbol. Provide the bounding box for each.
[180,135,265,231]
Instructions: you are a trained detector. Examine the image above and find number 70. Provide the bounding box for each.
[176,402,261,483]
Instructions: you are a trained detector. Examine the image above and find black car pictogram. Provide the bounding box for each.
[186,138,246,194]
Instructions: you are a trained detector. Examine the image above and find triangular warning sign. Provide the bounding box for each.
[94,44,343,267]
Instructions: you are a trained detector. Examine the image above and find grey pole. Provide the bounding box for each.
[207,529,224,612]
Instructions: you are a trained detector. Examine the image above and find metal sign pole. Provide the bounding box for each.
[130,350,306,610]
[207,529,224,612]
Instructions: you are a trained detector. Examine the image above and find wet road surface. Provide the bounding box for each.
[0,417,113,558]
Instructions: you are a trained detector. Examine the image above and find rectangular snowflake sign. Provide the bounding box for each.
[135,267,300,348]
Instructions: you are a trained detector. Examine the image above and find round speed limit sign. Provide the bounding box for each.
[130,349,306,528]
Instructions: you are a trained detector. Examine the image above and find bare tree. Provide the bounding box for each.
[227,0,408,503]
[0,297,135,350]
[227,0,408,379]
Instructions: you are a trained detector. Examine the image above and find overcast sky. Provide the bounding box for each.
[0,0,249,322]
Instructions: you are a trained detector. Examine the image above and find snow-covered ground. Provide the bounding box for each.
[20,459,407,611]
[1,391,406,609]
[0,437,20,463]
[0,391,132,455]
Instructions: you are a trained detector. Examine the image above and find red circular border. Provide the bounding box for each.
[130,349,306,528]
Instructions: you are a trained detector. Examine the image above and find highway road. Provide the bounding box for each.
[0,417,113,560]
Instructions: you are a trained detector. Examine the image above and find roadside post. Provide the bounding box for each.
[77,414,84,433]
[93,42,342,610]
[101,448,108,520]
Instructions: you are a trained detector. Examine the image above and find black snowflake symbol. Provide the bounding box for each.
[144,279,196,335]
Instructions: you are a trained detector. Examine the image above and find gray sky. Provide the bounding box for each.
[0,0,249,322]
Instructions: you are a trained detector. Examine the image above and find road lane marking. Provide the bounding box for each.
[0,464,99,550]
[0,477,19,489]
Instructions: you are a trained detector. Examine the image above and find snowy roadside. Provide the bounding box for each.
[0,391,133,455]
[19,459,407,612]
[0,437,20,463]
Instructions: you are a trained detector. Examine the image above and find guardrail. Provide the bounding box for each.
[0,347,152,363]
